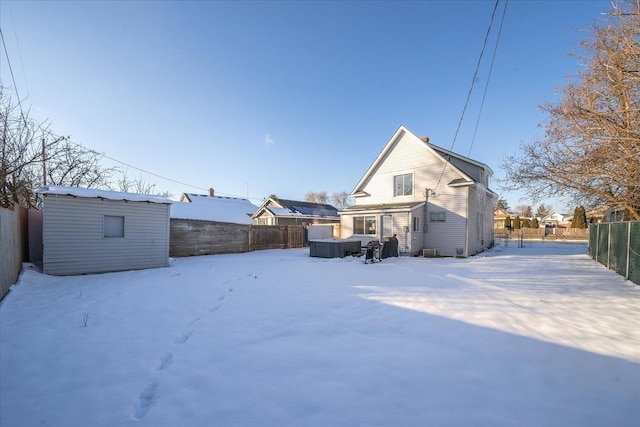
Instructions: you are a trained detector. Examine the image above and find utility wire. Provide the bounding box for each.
[8,3,30,98]
[468,0,508,158]
[62,137,265,201]
[434,0,501,193]
[1,20,256,202]
[0,26,27,125]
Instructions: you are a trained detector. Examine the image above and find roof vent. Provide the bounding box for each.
[421,137,430,143]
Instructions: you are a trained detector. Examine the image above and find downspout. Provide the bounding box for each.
[464,187,469,257]
[422,189,428,251]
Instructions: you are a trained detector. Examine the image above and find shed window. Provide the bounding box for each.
[413,216,420,232]
[394,173,413,197]
[430,212,446,222]
[354,216,376,235]
[104,215,124,238]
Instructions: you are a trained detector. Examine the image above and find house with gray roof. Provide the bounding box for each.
[252,197,340,231]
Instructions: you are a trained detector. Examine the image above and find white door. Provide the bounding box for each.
[382,214,393,238]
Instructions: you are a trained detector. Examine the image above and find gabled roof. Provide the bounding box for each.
[351,125,493,196]
[174,193,258,224]
[252,197,339,219]
[37,185,172,204]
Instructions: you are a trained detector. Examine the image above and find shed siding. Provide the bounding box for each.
[42,195,169,275]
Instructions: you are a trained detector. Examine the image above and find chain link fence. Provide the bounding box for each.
[589,221,639,285]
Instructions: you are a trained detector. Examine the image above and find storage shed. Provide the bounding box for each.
[38,186,171,276]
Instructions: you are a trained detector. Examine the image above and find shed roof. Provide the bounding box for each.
[37,185,172,204]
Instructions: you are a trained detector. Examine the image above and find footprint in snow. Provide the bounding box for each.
[209,304,221,313]
[133,381,158,420]
[156,353,173,371]
[174,330,193,344]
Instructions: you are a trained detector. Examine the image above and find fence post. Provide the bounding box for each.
[626,222,631,281]
[607,223,611,269]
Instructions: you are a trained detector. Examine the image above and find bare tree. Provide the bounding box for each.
[500,1,640,220]
[331,191,351,209]
[514,205,533,217]
[1,88,115,208]
[305,191,328,204]
[113,170,172,198]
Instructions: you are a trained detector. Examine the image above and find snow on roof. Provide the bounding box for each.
[37,185,172,204]
[170,198,258,225]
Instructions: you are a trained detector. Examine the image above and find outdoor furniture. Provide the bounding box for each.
[363,240,381,264]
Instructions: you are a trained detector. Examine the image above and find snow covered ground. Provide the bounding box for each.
[1,243,638,426]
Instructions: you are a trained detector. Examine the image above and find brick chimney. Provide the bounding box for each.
[208,188,214,197]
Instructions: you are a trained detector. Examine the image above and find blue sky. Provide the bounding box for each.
[0,0,611,210]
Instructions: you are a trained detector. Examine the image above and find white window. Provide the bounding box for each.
[430,212,446,222]
[394,173,413,197]
[413,216,420,232]
[354,216,376,235]
[104,215,124,238]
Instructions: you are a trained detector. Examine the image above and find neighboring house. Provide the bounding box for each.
[604,206,625,222]
[493,206,512,229]
[540,212,571,227]
[339,125,498,257]
[252,197,340,233]
[37,185,171,276]
[175,191,258,225]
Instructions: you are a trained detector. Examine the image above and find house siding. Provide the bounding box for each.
[42,195,169,275]
[423,186,469,257]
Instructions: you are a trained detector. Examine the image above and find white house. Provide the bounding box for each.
[540,212,571,227]
[38,186,171,275]
[339,126,498,257]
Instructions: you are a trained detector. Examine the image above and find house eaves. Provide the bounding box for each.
[339,201,425,215]
[350,125,476,196]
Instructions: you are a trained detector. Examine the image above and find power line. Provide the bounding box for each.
[8,3,30,98]
[61,137,267,201]
[434,0,502,193]
[0,26,27,125]
[1,18,260,202]
[468,0,508,158]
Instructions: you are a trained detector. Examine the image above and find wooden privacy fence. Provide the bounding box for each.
[494,227,589,240]
[250,225,306,251]
[170,220,306,257]
[1,204,28,301]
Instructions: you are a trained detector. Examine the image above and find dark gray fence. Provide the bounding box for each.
[589,221,639,285]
